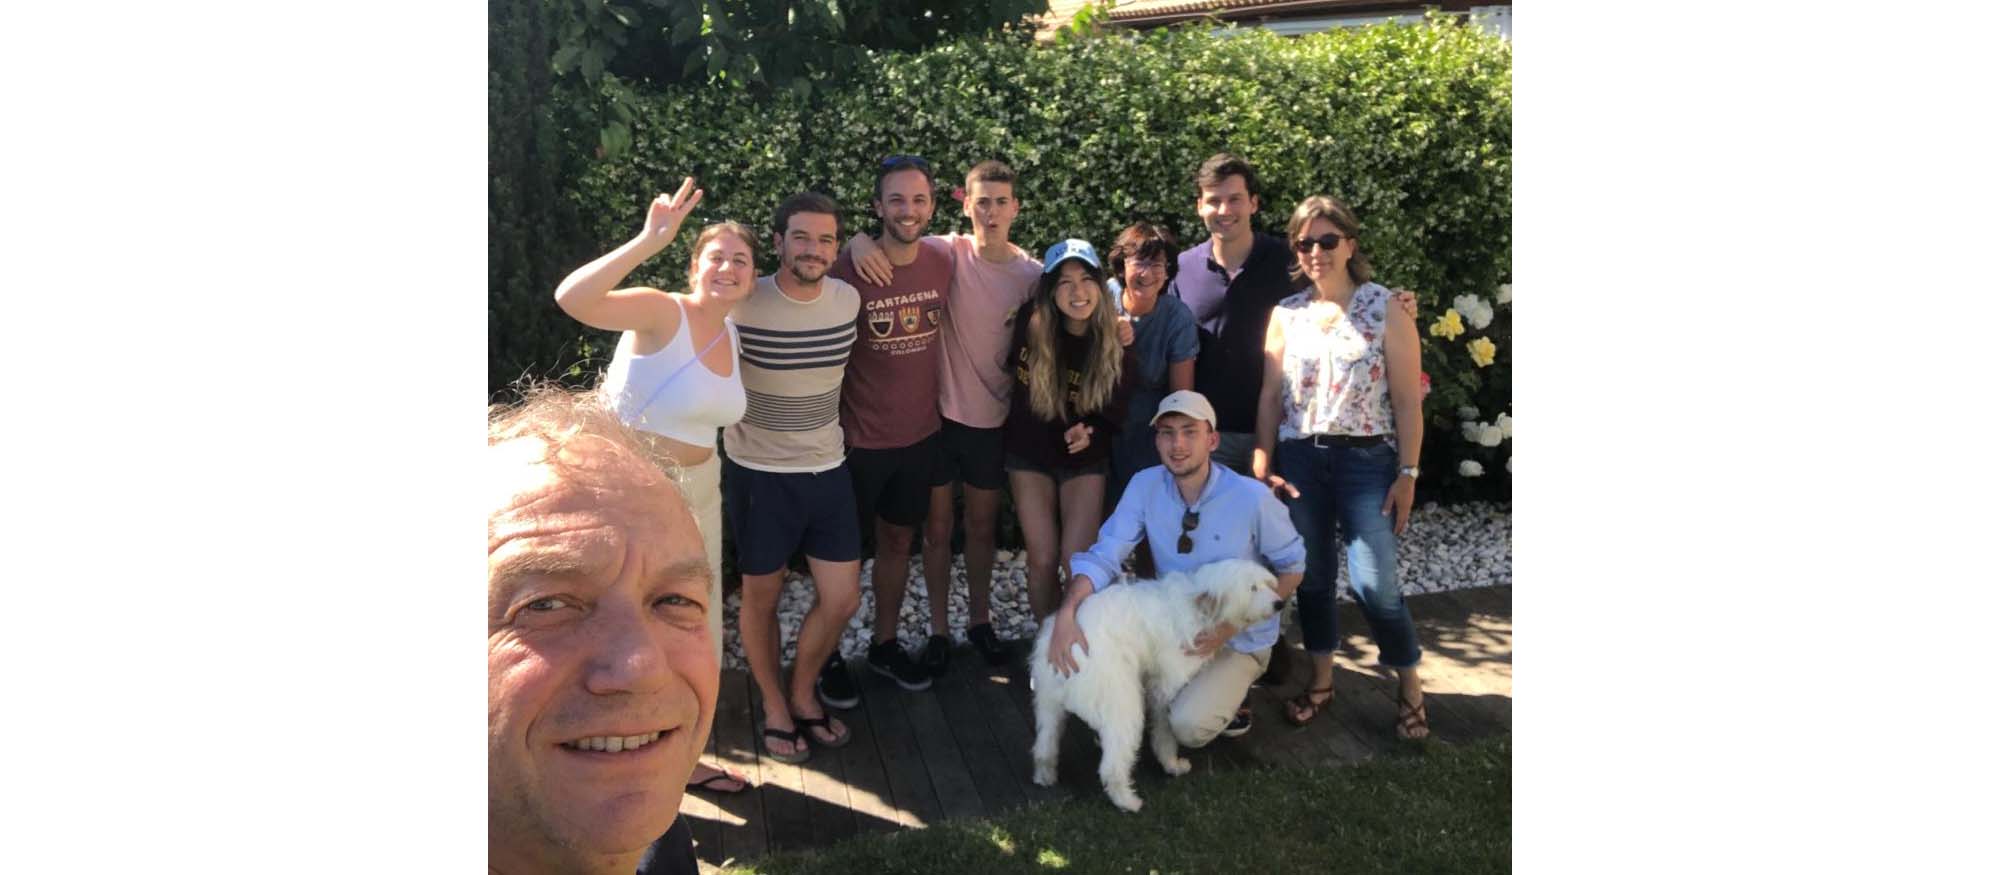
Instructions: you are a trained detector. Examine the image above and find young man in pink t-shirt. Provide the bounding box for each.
[852,161,1041,670]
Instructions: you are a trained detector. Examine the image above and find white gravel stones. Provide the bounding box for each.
[718,501,1511,672]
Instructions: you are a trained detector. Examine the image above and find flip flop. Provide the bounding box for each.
[796,714,851,749]
[761,726,811,764]
[684,767,751,794]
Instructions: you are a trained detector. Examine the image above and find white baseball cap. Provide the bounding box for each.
[1149,390,1217,429]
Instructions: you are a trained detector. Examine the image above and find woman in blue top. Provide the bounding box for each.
[1104,222,1200,516]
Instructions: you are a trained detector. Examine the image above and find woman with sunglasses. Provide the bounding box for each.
[553,176,759,791]
[1250,194,1430,740]
[1002,239,1140,620]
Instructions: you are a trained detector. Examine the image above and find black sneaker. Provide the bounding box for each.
[967,622,1009,666]
[816,652,860,710]
[1220,706,1253,738]
[867,639,933,691]
[919,633,952,678]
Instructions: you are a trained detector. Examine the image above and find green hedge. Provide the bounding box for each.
[500,17,1511,501]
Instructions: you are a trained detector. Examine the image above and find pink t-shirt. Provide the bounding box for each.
[935,234,1043,429]
[829,242,955,450]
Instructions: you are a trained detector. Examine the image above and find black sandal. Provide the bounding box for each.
[795,713,852,749]
[1284,685,1334,727]
[760,726,811,764]
[1395,691,1430,741]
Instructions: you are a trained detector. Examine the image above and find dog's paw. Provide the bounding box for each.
[1033,764,1057,787]
[1160,756,1192,776]
[1107,788,1144,813]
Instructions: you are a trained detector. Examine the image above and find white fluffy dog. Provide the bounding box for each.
[1029,558,1287,812]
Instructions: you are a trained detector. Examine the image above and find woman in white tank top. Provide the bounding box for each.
[553,176,754,793]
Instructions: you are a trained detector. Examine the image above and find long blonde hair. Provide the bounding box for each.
[1025,259,1123,422]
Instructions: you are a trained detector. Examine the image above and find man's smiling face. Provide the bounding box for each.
[488,434,717,866]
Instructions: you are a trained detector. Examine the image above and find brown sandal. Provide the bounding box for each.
[1284,685,1334,726]
[1395,691,1430,741]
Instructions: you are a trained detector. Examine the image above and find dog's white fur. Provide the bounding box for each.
[1029,558,1286,812]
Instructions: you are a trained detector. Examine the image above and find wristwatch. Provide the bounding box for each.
[1398,465,1421,479]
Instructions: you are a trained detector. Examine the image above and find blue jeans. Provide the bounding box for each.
[1276,438,1422,669]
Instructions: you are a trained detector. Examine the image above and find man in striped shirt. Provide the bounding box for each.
[721,192,865,765]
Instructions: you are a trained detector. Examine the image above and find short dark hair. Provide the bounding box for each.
[1106,222,1180,285]
[965,159,1016,188]
[874,154,936,201]
[772,191,841,240]
[1195,152,1261,200]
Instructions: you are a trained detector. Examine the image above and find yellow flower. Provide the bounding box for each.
[1467,336,1497,367]
[1428,308,1465,340]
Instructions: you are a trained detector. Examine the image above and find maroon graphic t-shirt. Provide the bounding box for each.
[829,241,955,450]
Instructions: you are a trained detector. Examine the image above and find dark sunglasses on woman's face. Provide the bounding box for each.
[1292,233,1345,253]
[1177,509,1200,554]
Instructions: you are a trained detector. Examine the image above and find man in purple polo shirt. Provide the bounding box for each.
[1166,153,1301,475]
[1168,153,1421,475]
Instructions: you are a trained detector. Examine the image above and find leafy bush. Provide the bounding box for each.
[498,16,1511,501]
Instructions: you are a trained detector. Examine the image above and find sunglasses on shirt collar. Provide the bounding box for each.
[1177,508,1200,554]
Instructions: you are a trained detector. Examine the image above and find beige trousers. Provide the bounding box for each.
[1168,646,1270,748]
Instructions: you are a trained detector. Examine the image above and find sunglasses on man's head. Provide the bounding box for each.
[1292,233,1346,253]
[880,154,932,173]
[1177,509,1200,554]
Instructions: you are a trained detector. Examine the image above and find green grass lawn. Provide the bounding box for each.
[724,735,1510,874]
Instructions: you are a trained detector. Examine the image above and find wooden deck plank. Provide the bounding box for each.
[897,678,987,820]
[797,697,857,850]
[934,646,1033,814]
[1408,589,1513,731]
[747,691,813,853]
[706,670,766,864]
[680,695,722,864]
[961,654,1066,806]
[822,662,903,837]
[858,663,942,828]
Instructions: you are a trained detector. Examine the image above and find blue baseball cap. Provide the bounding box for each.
[1041,238,1102,274]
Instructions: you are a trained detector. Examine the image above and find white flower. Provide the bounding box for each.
[1459,460,1485,477]
[1496,412,1512,439]
[1477,424,1504,447]
[1496,283,1511,304]
[1461,420,1482,442]
[1452,293,1494,330]
[1456,405,1480,421]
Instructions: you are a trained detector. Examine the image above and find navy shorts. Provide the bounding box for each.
[847,431,940,528]
[723,457,863,576]
[929,418,1006,491]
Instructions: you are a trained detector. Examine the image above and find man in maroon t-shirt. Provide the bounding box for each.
[827,155,955,692]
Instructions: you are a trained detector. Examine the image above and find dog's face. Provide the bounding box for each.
[1191,559,1286,630]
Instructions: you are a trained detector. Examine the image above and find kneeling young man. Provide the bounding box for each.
[1046,390,1306,744]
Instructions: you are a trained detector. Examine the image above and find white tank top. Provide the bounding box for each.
[601,297,746,448]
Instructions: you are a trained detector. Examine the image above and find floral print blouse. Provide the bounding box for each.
[1273,282,1398,447]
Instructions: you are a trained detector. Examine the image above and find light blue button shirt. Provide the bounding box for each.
[1069,462,1307,653]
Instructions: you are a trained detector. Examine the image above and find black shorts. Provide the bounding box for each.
[929,418,1006,491]
[1004,452,1110,485]
[847,431,941,529]
[723,458,863,576]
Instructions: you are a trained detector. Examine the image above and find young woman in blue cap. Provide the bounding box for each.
[1002,239,1140,620]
